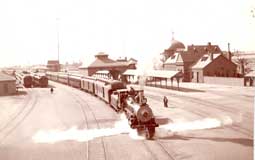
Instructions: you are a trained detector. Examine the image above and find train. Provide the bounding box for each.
[15,71,49,88]
[15,72,33,88]
[32,73,48,87]
[46,72,159,139]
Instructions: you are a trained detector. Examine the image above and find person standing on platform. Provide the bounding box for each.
[163,96,168,108]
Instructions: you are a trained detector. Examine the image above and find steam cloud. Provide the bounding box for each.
[32,114,144,144]
[159,116,233,133]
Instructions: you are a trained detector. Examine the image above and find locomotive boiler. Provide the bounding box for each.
[110,88,158,139]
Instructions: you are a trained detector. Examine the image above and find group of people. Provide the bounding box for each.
[129,87,169,108]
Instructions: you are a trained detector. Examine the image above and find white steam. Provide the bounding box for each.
[32,114,144,144]
[159,116,233,133]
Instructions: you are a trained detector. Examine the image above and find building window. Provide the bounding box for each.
[4,83,8,93]
[192,72,194,78]
[196,72,199,83]
[226,71,229,77]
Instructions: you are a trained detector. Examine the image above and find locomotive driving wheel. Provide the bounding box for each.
[145,127,155,140]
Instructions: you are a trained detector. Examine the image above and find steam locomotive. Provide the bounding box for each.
[46,72,158,139]
[110,89,158,139]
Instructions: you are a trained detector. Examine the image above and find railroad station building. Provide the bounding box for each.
[46,60,60,72]
[79,52,137,80]
[161,39,237,82]
[0,73,16,96]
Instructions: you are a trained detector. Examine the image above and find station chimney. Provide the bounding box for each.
[210,52,213,61]
[228,43,232,61]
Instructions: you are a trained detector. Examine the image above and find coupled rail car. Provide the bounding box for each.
[46,72,159,139]
[32,73,48,87]
[15,72,33,88]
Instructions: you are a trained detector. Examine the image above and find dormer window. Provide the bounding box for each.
[201,56,208,61]
[171,55,176,59]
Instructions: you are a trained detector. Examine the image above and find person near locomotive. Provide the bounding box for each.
[163,96,168,108]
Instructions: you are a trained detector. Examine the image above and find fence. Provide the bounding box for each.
[204,76,244,86]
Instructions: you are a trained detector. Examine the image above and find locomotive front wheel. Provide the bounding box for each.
[145,127,155,140]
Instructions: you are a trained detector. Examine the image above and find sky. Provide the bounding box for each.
[0,0,254,67]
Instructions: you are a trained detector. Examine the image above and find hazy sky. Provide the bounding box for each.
[0,0,254,67]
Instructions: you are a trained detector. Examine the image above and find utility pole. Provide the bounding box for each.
[56,18,60,63]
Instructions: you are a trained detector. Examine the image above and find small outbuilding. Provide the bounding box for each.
[0,73,16,96]
[244,71,255,86]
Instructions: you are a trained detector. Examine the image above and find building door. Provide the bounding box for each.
[197,72,199,83]
[4,83,8,94]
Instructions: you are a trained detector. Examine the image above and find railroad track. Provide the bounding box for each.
[62,87,108,160]
[60,83,177,160]
[0,90,32,133]
[146,92,253,138]
[63,85,179,160]
[142,139,177,160]
[0,88,39,145]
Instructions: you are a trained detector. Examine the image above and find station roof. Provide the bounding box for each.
[0,73,16,82]
[79,58,136,69]
[123,69,182,79]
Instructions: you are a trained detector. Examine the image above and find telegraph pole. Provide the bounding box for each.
[56,18,60,63]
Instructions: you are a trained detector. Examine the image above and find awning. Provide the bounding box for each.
[245,71,255,77]
[123,69,182,79]
[95,70,110,74]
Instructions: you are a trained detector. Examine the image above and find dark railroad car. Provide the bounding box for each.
[16,72,33,88]
[81,76,96,94]
[68,75,81,88]
[33,73,48,87]
[46,72,59,82]
[94,78,126,103]
[58,73,68,84]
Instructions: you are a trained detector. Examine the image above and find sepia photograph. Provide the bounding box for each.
[0,0,254,159]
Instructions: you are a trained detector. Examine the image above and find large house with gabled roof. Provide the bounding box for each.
[162,40,237,82]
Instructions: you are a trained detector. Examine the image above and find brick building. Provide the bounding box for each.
[162,40,237,82]
[79,52,137,79]
[191,53,237,83]
[46,60,60,72]
[0,73,16,96]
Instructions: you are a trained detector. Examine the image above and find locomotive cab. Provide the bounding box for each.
[110,89,129,111]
